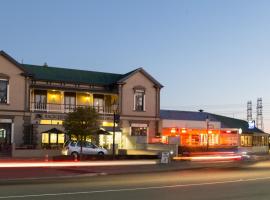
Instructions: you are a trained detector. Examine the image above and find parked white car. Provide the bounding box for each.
[64,141,108,156]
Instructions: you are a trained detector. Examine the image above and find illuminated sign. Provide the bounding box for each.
[248,120,255,129]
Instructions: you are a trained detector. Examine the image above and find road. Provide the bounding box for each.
[1,161,270,200]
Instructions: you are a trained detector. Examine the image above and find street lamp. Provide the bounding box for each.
[112,103,120,159]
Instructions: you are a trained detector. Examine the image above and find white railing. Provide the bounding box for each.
[30,102,115,114]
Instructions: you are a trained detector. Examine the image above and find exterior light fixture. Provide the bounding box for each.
[239,128,243,134]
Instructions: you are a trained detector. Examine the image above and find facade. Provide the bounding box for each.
[0,51,163,156]
[158,110,269,154]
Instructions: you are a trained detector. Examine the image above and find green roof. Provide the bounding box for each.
[21,64,126,85]
[210,113,264,133]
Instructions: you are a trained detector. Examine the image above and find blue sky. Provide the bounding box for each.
[1,0,270,131]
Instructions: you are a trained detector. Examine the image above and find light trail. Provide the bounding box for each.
[0,160,158,168]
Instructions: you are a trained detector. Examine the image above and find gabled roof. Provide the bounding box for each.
[160,109,265,133]
[0,50,28,73]
[117,67,163,88]
[21,64,124,86]
[0,50,163,87]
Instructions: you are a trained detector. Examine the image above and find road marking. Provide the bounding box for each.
[1,176,270,199]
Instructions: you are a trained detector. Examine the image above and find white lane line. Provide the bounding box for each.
[1,176,270,199]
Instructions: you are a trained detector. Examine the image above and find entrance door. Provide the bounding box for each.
[0,123,11,154]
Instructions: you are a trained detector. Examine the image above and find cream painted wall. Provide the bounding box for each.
[47,90,62,104]
[0,55,26,111]
[76,93,93,106]
[121,71,158,117]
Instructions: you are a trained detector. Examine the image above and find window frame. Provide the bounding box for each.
[0,78,9,104]
[133,89,145,112]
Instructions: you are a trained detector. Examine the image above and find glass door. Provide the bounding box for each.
[0,123,11,153]
[64,92,76,112]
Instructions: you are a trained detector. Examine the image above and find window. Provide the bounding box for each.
[41,133,66,148]
[34,91,47,110]
[131,127,147,136]
[94,94,104,113]
[241,135,252,147]
[134,90,145,111]
[64,93,76,112]
[0,79,8,104]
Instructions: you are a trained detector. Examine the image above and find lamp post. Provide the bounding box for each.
[112,103,119,159]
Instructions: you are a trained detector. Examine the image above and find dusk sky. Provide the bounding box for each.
[1,0,270,131]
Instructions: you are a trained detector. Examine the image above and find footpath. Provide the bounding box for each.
[0,154,269,183]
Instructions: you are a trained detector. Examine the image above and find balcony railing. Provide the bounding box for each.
[30,102,115,114]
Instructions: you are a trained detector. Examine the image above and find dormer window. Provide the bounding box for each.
[133,86,145,111]
[0,79,9,104]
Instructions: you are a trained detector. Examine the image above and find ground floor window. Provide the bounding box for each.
[252,136,268,146]
[42,133,65,148]
[99,132,122,149]
[130,123,148,136]
[240,135,252,147]
[131,127,147,136]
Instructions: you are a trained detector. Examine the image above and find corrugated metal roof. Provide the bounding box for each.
[160,109,265,133]
[21,64,125,85]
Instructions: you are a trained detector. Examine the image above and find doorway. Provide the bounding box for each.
[0,123,11,154]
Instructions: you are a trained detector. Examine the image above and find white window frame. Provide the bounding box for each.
[133,89,145,111]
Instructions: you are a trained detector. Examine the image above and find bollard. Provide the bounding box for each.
[45,154,49,162]
[74,153,78,162]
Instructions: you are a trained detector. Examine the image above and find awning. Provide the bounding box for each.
[94,129,110,135]
[100,126,121,132]
[41,128,64,134]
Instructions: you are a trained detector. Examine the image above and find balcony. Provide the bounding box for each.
[30,102,115,114]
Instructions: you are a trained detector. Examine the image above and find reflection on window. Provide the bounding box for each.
[131,127,147,136]
[0,80,8,104]
[134,90,145,111]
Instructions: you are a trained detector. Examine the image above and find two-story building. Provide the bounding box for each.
[0,50,162,157]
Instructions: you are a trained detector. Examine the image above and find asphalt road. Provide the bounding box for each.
[1,161,270,200]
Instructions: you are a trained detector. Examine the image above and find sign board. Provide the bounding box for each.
[248,120,255,129]
[161,152,170,164]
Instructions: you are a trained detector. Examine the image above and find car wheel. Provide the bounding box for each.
[98,152,105,156]
[71,152,79,157]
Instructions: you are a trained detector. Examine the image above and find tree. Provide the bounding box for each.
[63,106,100,155]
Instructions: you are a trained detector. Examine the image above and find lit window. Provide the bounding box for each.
[241,135,252,147]
[131,127,147,136]
[0,79,8,104]
[42,133,49,144]
[134,90,145,111]
[58,134,65,144]
[50,134,57,143]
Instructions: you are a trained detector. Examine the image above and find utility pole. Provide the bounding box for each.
[256,98,264,130]
[247,101,252,122]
